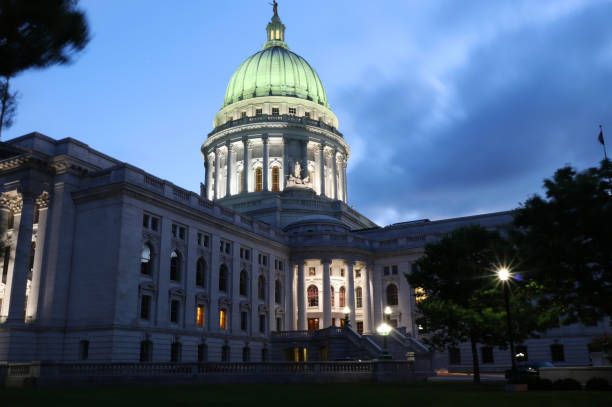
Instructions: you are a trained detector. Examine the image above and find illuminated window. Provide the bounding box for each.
[239,269,248,296]
[272,107,279,115]
[275,29,280,39]
[414,287,427,304]
[196,258,206,287]
[196,305,205,327]
[140,244,152,275]
[386,284,398,306]
[170,250,181,281]
[356,321,363,334]
[219,308,228,330]
[219,264,228,292]
[140,340,152,362]
[339,286,346,307]
[271,166,280,191]
[355,287,363,308]
[258,275,266,300]
[331,286,335,307]
[255,167,263,191]
[307,285,318,307]
[275,280,282,303]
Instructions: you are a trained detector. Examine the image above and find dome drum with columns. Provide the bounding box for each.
[202,8,372,230]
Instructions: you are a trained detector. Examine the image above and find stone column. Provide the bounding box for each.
[322,259,332,328]
[25,192,50,321]
[5,193,36,323]
[283,138,289,190]
[225,142,233,197]
[371,263,382,332]
[297,260,306,330]
[209,234,221,332]
[262,136,269,191]
[363,264,372,333]
[301,140,308,179]
[206,153,213,200]
[214,149,220,200]
[286,263,295,330]
[242,138,249,193]
[332,149,338,200]
[342,158,348,203]
[346,260,356,327]
[318,144,326,196]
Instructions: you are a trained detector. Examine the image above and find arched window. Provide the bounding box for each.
[331,286,335,307]
[258,275,266,300]
[141,244,152,275]
[386,284,398,306]
[307,285,318,307]
[239,269,248,296]
[355,287,363,308]
[255,167,263,192]
[140,340,152,362]
[219,264,229,292]
[170,342,182,362]
[196,258,206,287]
[339,286,346,308]
[170,250,181,281]
[272,166,280,191]
[275,280,281,303]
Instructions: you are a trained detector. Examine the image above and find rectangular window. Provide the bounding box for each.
[355,269,361,278]
[172,224,177,238]
[259,314,266,333]
[197,344,206,362]
[79,340,89,361]
[241,311,248,331]
[392,265,398,275]
[241,111,247,118]
[143,214,160,231]
[278,261,283,271]
[197,232,203,246]
[276,317,282,331]
[151,217,159,231]
[143,214,150,228]
[196,305,205,327]
[309,267,316,276]
[288,107,296,115]
[383,266,390,275]
[170,300,180,323]
[140,295,151,320]
[304,111,311,118]
[551,344,565,362]
[449,347,461,365]
[225,242,231,254]
[178,226,185,240]
[356,321,363,335]
[240,248,244,258]
[219,309,228,330]
[255,108,262,116]
[481,346,494,364]
[516,345,528,362]
[203,234,209,247]
[272,107,279,115]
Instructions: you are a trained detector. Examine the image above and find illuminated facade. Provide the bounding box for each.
[0,8,608,370]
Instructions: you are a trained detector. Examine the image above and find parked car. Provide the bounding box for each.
[505,361,555,380]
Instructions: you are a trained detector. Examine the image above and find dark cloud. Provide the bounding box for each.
[340,2,612,225]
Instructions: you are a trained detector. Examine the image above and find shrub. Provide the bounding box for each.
[552,378,582,390]
[585,377,612,391]
[527,378,553,391]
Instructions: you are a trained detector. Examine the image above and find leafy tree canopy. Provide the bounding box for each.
[512,159,612,325]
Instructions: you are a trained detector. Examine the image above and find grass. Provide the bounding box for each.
[1,381,611,407]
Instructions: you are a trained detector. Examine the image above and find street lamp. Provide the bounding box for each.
[343,306,350,327]
[377,322,392,359]
[384,306,392,322]
[497,266,517,379]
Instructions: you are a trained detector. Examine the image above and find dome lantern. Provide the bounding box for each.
[264,1,288,51]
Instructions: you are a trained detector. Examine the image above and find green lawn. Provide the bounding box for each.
[1,382,611,407]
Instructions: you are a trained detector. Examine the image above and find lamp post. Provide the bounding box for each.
[377,322,392,359]
[384,306,392,322]
[498,267,517,379]
[343,306,350,327]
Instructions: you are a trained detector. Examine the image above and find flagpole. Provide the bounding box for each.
[600,125,608,161]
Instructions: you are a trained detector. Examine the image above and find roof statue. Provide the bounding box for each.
[270,1,278,17]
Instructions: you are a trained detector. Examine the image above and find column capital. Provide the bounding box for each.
[226,142,234,151]
[262,135,269,143]
[35,191,50,209]
[321,257,333,265]
[317,142,326,151]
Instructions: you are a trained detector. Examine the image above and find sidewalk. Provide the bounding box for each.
[428,370,505,382]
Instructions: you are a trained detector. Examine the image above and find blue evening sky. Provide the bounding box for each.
[5,0,612,226]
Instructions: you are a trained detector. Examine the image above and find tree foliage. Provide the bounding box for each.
[512,159,612,326]
[407,225,556,384]
[0,0,89,138]
[0,78,18,137]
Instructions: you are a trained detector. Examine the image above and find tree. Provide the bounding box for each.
[0,79,18,136]
[0,0,89,139]
[512,159,612,326]
[407,225,556,384]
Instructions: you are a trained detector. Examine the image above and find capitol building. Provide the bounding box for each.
[0,7,606,372]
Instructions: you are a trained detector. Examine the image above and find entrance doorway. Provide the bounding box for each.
[308,318,319,330]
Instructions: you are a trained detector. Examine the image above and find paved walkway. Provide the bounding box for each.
[428,371,505,382]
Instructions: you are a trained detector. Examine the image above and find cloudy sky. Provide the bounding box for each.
[5,0,611,226]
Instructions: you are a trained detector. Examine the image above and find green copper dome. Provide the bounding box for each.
[222,9,329,108]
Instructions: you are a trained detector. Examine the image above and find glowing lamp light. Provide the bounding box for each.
[377,322,392,336]
[384,306,392,315]
[343,306,350,315]
[497,267,510,281]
